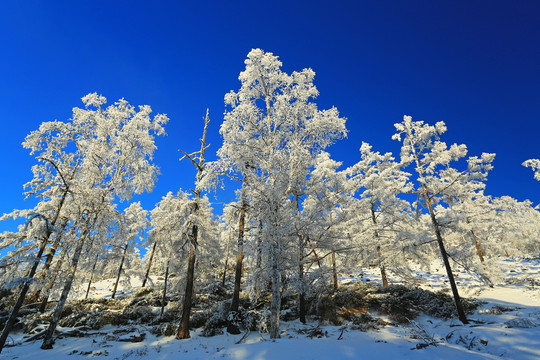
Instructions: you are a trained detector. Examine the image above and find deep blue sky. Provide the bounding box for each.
[1,1,539,231]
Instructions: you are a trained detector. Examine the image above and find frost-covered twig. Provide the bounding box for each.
[407,319,440,347]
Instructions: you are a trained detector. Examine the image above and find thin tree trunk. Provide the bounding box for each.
[329,211,338,292]
[0,231,51,352]
[230,201,246,307]
[111,238,130,299]
[32,219,68,302]
[376,245,389,287]
[176,110,209,340]
[298,237,306,323]
[410,140,468,325]
[176,228,197,339]
[85,255,99,300]
[221,228,232,287]
[228,198,246,334]
[0,188,69,353]
[473,234,486,263]
[161,252,171,319]
[295,195,306,324]
[465,217,486,263]
[41,227,90,349]
[1,155,83,350]
[255,221,263,300]
[306,236,321,268]
[39,244,70,313]
[142,242,157,288]
[371,202,388,287]
[331,250,338,291]
[269,231,281,339]
[0,208,67,353]
[424,192,468,324]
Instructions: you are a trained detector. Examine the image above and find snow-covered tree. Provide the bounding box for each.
[218,49,347,338]
[176,110,214,339]
[489,196,540,258]
[345,142,413,286]
[392,115,495,324]
[2,93,169,350]
[110,202,148,299]
[523,159,540,181]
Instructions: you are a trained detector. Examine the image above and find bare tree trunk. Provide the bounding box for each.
[295,195,306,324]
[465,218,486,263]
[0,189,70,354]
[41,228,89,349]
[298,237,306,323]
[254,221,263,300]
[410,142,468,325]
[329,211,338,292]
[473,235,486,263]
[0,230,51,352]
[376,245,389,287]
[228,198,246,334]
[142,242,157,288]
[176,110,209,340]
[330,250,338,291]
[160,252,171,319]
[0,154,83,352]
[85,255,99,300]
[269,232,281,339]
[424,192,468,324]
[222,228,232,287]
[231,202,246,305]
[39,244,70,313]
[111,238,131,299]
[371,202,388,287]
[176,229,197,339]
[306,236,321,268]
[31,219,68,302]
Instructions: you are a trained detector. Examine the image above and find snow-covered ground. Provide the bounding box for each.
[3,258,539,359]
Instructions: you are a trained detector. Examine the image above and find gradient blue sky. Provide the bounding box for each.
[1,1,539,231]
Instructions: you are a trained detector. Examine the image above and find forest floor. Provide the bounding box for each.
[2,258,539,360]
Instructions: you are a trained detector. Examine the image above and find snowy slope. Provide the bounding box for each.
[2,259,539,360]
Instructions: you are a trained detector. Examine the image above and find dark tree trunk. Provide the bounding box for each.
[176,110,209,340]
[377,245,389,287]
[0,231,51,353]
[112,239,130,299]
[230,204,246,308]
[176,227,197,339]
[161,253,171,319]
[331,250,338,292]
[31,219,68,302]
[41,228,89,349]
[295,195,306,323]
[0,190,68,354]
[228,199,246,334]
[425,193,468,324]
[221,228,232,287]
[39,244,69,313]
[329,211,338,292]
[298,239,306,323]
[410,143,468,325]
[85,255,99,300]
[269,231,281,339]
[142,242,157,288]
[371,202,388,287]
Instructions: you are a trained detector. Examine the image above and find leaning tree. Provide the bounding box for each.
[392,115,495,324]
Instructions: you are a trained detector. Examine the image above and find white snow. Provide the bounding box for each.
[3,258,540,359]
